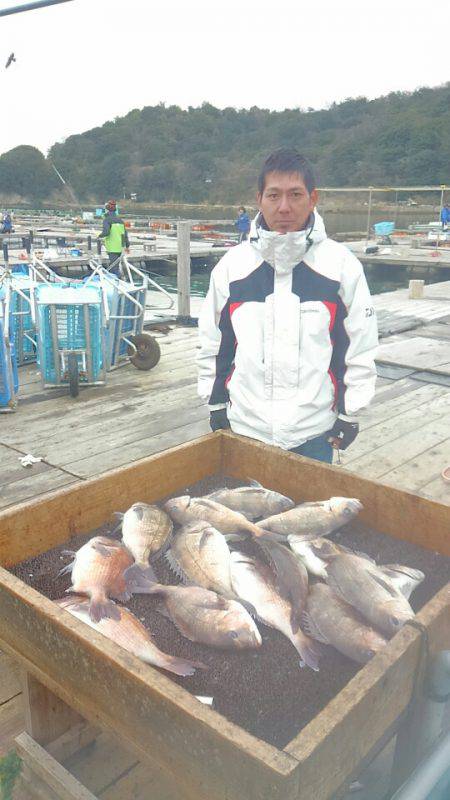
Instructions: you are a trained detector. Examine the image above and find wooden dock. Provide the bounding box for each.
[1,280,449,768]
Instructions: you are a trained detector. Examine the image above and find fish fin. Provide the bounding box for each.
[364,564,403,596]
[133,505,144,521]
[92,542,113,558]
[224,533,247,543]
[199,530,214,550]
[382,564,425,582]
[301,611,329,645]
[165,549,188,582]
[353,549,376,563]
[89,599,121,623]
[124,564,155,594]
[61,549,77,557]
[257,530,288,544]
[294,633,321,672]
[113,512,124,520]
[247,478,263,488]
[58,562,74,577]
[155,656,208,677]
[113,591,132,603]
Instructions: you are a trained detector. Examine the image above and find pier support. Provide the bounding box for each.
[177,221,194,324]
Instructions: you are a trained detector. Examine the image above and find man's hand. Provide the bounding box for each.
[125,248,130,255]
[210,408,230,432]
[327,416,359,451]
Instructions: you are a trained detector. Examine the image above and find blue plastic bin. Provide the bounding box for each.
[35,283,105,386]
[374,221,395,236]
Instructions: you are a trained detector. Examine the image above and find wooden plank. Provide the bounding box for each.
[15,386,204,458]
[377,336,450,374]
[64,731,138,797]
[342,394,450,465]
[0,694,23,757]
[342,416,450,480]
[47,721,100,764]
[100,760,181,800]
[0,650,21,704]
[57,405,208,468]
[284,583,450,800]
[0,434,220,567]
[0,575,300,800]
[420,475,450,504]
[21,672,84,748]
[221,432,450,554]
[15,732,98,800]
[0,470,79,512]
[64,417,209,479]
[379,438,450,493]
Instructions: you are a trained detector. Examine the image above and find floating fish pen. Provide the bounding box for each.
[0,431,449,800]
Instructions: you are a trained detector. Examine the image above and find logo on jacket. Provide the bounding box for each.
[365,307,375,317]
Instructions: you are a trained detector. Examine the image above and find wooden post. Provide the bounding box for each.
[366,187,373,242]
[409,279,425,299]
[177,221,191,321]
[21,670,84,747]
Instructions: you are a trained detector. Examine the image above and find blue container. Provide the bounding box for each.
[35,283,105,385]
[374,221,395,236]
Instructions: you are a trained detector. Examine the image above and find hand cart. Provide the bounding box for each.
[33,280,107,398]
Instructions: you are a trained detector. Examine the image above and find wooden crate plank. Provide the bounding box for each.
[284,584,450,800]
[100,760,181,800]
[15,732,98,800]
[221,432,450,554]
[21,673,84,748]
[0,650,21,704]
[63,732,138,797]
[0,694,23,757]
[0,576,300,800]
[0,435,221,566]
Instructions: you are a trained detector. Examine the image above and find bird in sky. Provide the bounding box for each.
[5,53,16,69]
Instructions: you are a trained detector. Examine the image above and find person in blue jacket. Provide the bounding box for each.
[1,212,12,233]
[440,203,450,230]
[235,206,251,242]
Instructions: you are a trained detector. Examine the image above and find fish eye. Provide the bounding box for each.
[390,616,402,628]
[343,508,352,516]
[230,631,239,640]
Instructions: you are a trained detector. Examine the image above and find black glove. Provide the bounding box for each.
[210,408,230,432]
[327,416,359,451]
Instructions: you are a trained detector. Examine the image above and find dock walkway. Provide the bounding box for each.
[1,279,449,764]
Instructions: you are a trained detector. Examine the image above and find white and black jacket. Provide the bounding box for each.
[197,211,378,450]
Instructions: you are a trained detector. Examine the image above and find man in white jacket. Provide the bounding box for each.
[197,148,378,463]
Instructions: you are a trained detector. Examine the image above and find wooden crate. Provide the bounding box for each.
[0,431,449,800]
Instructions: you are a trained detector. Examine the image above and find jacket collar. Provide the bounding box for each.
[249,210,327,274]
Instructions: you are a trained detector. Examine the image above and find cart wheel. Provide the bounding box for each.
[127,333,161,371]
[67,353,79,398]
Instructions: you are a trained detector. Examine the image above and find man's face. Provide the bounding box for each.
[257,171,318,233]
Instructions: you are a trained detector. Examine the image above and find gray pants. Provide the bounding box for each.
[108,252,122,275]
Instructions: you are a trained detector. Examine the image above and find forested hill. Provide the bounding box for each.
[3,83,450,203]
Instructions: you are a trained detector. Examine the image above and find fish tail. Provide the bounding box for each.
[293,632,321,672]
[89,595,121,624]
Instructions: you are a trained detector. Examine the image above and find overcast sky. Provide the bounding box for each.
[1,0,449,156]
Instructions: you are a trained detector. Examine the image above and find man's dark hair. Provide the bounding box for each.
[258,148,316,194]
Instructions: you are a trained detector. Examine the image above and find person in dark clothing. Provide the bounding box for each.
[98,200,130,274]
[235,206,251,242]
